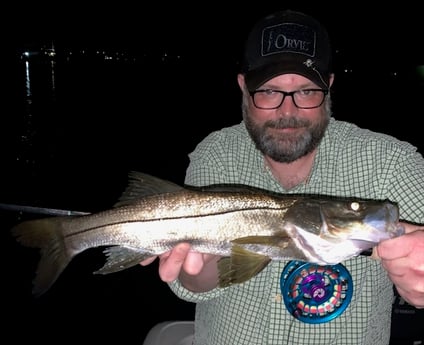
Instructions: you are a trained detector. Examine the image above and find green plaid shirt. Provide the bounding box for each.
[169,118,424,345]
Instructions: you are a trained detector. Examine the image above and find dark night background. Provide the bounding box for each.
[2,3,423,344]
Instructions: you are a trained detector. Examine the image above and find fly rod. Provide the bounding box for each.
[0,203,90,216]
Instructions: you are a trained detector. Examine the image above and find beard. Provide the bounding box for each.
[243,95,331,163]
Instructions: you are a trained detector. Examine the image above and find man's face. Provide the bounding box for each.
[242,73,331,163]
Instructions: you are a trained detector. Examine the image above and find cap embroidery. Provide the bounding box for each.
[304,59,329,88]
[261,23,316,58]
[304,59,314,68]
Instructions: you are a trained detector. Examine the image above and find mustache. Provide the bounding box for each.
[265,117,310,129]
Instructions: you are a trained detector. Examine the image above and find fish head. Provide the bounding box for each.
[318,198,405,243]
[283,197,405,264]
[286,197,404,244]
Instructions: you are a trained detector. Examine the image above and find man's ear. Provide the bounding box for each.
[329,73,335,88]
[237,73,246,91]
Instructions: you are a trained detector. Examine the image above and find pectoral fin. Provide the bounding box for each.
[218,245,271,287]
[232,234,290,247]
[94,246,152,274]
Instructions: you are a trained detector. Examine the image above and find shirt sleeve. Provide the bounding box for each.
[184,130,231,186]
[385,148,424,223]
[168,279,229,303]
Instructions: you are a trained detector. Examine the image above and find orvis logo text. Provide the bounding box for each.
[262,23,316,57]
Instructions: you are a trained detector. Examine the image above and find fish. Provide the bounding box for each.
[11,171,405,296]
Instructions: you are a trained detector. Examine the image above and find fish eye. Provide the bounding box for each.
[350,201,360,211]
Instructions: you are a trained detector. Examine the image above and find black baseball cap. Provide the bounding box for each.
[242,10,332,91]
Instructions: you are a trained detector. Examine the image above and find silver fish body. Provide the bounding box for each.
[11,171,404,296]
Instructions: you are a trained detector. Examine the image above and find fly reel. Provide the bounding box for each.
[280,260,353,324]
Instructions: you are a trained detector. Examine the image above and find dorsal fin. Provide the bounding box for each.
[114,171,184,207]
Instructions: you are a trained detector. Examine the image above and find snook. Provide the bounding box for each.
[12,171,404,296]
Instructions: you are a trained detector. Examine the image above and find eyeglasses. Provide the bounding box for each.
[249,88,329,110]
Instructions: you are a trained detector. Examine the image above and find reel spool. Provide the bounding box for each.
[280,260,353,324]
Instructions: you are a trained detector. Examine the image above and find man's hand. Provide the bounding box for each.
[140,243,221,292]
[376,222,424,308]
[139,243,192,280]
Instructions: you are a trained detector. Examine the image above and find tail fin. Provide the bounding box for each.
[11,217,73,297]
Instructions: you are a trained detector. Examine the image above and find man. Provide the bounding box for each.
[142,10,424,344]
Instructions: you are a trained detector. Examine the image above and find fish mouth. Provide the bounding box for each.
[340,222,405,243]
[359,202,403,240]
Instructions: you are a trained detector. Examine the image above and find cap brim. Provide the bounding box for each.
[245,59,329,91]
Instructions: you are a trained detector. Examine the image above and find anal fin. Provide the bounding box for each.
[94,246,152,275]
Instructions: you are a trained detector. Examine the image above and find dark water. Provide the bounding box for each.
[3,54,207,344]
[2,51,423,343]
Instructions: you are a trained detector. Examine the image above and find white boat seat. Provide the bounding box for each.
[142,320,194,345]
